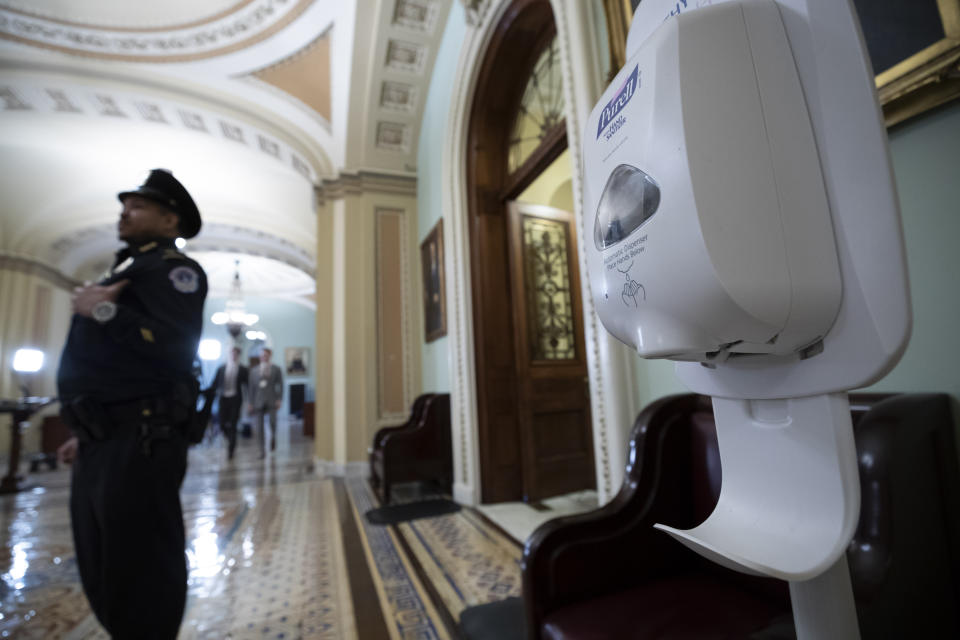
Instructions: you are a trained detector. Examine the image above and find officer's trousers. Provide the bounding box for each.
[70,425,188,639]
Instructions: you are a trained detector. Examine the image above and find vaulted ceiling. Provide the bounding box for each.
[0,0,452,303]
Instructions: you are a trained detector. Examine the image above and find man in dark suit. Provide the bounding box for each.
[209,346,248,459]
[247,346,283,457]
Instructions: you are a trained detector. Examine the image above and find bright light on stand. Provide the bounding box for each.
[198,339,222,361]
[13,348,44,373]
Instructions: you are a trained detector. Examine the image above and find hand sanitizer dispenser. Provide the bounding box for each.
[586,0,842,362]
[582,1,911,638]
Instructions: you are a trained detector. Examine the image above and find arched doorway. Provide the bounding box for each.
[467,0,595,503]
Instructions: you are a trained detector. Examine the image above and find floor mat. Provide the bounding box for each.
[365,498,461,525]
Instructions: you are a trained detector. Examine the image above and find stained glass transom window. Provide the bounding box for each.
[508,37,564,174]
[522,215,576,361]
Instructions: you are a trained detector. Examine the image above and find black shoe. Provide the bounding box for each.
[270,438,276,451]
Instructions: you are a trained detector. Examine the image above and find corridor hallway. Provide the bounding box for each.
[0,423,524,639]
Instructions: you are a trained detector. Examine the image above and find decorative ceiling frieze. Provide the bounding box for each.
[184,222,315,273]
[0,78,318,182]
[0,0,314,62]
[44,221,316,290]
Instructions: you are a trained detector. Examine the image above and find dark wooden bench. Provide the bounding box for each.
[522,392,960,639]
[369,393,453,504]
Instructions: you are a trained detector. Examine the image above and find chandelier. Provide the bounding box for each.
[211,260,259,338]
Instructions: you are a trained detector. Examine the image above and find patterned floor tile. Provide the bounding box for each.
[1,425,520,639]
[0,427,355,639]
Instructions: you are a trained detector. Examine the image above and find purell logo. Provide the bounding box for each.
[597,65,640,139]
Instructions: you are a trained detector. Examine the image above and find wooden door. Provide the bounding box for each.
[506,201,595,501]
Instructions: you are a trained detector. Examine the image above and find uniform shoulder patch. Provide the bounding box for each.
[169,265,200,293]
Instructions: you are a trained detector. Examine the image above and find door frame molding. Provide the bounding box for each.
[442,0,639,506]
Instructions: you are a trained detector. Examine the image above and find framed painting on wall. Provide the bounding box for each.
[420,219,447,343]
[602,0,960,127]
[285,347,310,377]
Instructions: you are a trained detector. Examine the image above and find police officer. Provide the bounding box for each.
[56,169,207,639]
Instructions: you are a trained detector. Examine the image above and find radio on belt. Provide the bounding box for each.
[581,1,911,638]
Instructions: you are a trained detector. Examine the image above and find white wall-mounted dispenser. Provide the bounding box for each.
[582,1,911,638]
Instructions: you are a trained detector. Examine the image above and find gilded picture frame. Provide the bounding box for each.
[602,0,960,128]
[420,219,447,343]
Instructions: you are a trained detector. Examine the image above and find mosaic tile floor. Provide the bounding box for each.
[0,422,527,639]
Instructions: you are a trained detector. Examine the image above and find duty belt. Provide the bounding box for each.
[62,395,175,444]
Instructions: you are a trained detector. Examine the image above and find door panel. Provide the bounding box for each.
[507,201,595,501]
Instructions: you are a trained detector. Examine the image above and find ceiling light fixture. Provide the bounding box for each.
[211,260,259,338]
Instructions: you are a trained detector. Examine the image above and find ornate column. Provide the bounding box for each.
[313,172,420,476]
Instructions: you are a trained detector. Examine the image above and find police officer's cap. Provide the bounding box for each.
[118,169,202,239]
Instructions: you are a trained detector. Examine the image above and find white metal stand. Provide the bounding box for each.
[789,554,861,639]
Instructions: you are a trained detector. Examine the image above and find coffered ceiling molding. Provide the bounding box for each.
[353,0,451,175]
[0,0,316,63]
[380,80,418,112]
[385,39,428,73]
[376,121,411,152]
[393,0,443,33]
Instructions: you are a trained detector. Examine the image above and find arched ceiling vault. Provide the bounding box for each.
[0,0,452,301]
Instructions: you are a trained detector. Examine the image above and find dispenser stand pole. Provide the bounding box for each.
[789,554,860,639]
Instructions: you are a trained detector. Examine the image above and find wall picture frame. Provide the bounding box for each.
[859,0,960,127]
[420,218,447,343]
[284,346,310,377]
[602,0,960,128]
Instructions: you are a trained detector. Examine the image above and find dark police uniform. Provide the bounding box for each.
[57,171,207,639]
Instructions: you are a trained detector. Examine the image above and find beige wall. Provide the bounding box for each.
[0,264,72,455]
[313,178,422,470]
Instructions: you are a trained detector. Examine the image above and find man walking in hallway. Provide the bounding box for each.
[248,346,283,457]
[208,345,248,459]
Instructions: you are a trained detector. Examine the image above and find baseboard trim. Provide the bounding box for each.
[453,481,477,506]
